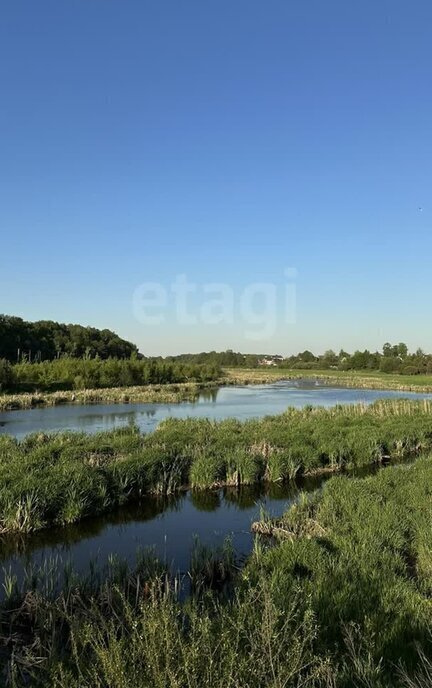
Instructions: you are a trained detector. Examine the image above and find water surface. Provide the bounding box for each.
[1,380,431,439]
[0,476,332,596]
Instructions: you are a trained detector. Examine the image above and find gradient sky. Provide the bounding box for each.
[1,1,431,355]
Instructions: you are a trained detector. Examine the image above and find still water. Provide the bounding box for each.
[0,381,429,592]
[1,380,431,439]
[0,480,325,595]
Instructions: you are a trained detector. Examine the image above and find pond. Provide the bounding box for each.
[1,379,431,439]
[0,471,365,597]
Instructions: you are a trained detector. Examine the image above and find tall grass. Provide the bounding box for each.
[0,543,336,688]
[5,455,432,685]
[1,400,432,533]
[250,452,432,679]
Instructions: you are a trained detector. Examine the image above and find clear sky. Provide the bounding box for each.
[1,1,431,356]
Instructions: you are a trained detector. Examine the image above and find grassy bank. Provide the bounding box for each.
[1,400,432,534]
[4,457,432,685]
[0,381,215,411]
[247,452,432,684]
[224,367,432,392]
[0,546,325,687]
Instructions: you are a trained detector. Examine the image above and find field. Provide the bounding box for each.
[1,399,432,534]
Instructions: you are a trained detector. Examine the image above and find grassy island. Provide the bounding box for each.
[1,399,432,534]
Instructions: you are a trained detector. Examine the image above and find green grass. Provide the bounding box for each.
[5,457,432,685]
[248,452,432,683]
[1,399,432,533]
[1,552,326,688]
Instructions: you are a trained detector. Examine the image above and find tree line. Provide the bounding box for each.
[163,344,432,376]
[0,315,138,362]
[278,342,432,375]
[165,350,263,367]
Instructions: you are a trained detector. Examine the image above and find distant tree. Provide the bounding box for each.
[382,342,394,358]
[397,342,408,358]
[322,350,338,368]
[350,350,374,370]
[380,357,401,373]
[298,350,316,363]
[0,315,138,362]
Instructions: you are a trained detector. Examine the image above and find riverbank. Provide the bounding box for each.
[1,399,432,534]
[246,452,432,684]
[224,367,432,392]
[3,453,432,686]
[0,381,216,411]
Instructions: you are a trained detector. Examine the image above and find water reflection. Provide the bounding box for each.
[196,387,219,403]
[190,490,221,512]
[0,466,353,596]
[0,493,185,561]
[0,455,416,601]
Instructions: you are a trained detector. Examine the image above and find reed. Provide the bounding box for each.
[249,452,432,681]
[6,452,432,687]
[4,411,432,685]
[1,400,432,533]
[1,555,328,688]
[0,381,216,411]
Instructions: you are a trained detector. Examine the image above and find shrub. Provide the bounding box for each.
[401,365,421,376]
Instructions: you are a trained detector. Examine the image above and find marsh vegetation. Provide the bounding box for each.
[1,400,432,534]
[4,455,432,685]
[2,378,432,685]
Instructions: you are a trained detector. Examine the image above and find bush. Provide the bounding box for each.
[380,357,402,373]
[401,365,421,376]
[291,361,321,370]
[2,358,222,393]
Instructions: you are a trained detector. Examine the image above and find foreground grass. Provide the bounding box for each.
[248,452,432,684]
[0,548,327,688]
[4,456,432,685]
[224,367,432,392]
[1,400,432,533]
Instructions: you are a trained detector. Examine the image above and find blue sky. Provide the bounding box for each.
[0,1,431,355]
